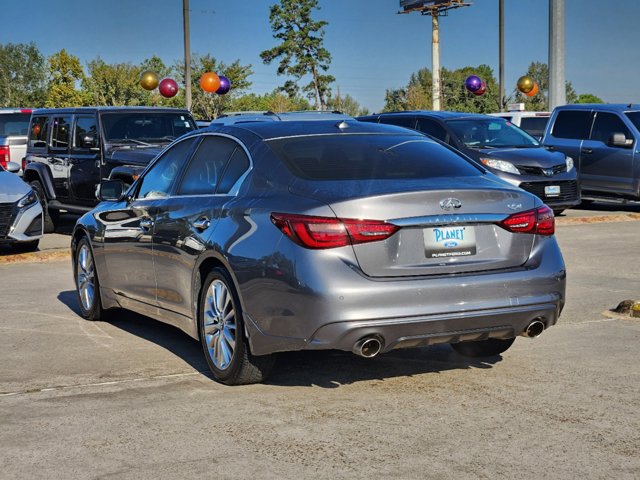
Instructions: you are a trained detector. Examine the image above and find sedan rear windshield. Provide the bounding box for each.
[101,113,196,144]
[267,134,483,181]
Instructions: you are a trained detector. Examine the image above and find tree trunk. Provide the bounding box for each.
[311,66,321,110]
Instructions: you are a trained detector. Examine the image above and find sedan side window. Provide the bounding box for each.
[590,112,633,145]
[217,147,250,194]
[137,138,196,199]
[177,136,237,195]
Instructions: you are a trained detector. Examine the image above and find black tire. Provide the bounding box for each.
[13,240,39,253]
[74,237,107,321]
[29,180,58,233]
[450,337,515,358]
[199,268,274,385]
[552,209,564,216]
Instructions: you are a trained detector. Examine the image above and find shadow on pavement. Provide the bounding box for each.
[57,290,502,388]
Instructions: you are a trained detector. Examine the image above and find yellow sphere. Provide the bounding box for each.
[139,71,159,91]
[517,75,535,94]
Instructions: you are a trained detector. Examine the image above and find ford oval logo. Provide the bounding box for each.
[444,241,458,248]
[440,198,462,211]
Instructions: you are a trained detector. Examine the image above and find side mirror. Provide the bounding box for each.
[97,180,126,202]
[6,161,20,174]
[609,132,634,148]
[81,134,98,149]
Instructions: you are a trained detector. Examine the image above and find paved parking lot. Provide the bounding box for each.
[1,208,639,479]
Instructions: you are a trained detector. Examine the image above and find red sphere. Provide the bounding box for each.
[159,78,179,98]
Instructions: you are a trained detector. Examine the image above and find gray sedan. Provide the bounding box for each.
[72,120,566,385]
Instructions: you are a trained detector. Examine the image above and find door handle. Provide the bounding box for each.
[192,217,210,231]
[581,148,593,154]
[139,218,154,230]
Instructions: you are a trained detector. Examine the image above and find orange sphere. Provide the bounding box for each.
[525,82,540,97]
[200,72,221,93]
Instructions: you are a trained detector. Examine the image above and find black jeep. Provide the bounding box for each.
[23,107,197,232]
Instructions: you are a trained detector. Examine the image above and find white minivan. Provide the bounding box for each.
[491,111,550,140]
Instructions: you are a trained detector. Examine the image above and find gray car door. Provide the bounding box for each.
[152,135,250,318]
[98,137,198,307]
[580,111,636,195]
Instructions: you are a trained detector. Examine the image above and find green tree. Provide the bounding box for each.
[576,93,604,104]
[382,88,407,112]
[326,89,369,116]
[0,42,47,107]
[513,61,578,110]
[260,0,335,110]
[46,49,86,107]
[83,59,145,106]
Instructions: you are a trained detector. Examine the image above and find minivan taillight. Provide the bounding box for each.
[498,205,555,236]
[0,145,9,168]
[271,213,399,249]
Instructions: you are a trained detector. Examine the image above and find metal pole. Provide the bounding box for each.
[432,11,441,111]
[499,0,505,111]
[183,0,192,111]
[548,0,566,110]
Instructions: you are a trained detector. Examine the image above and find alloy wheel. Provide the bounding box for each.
[203,279,237,370]
[76,244,95,311]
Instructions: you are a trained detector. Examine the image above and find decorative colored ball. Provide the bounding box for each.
[158,78,179,98]
[216,76,231,95]
[473,81,487,96]
[199,72,221,93]
[465,75,482,93]
[139,71,160,91]
[517,75,535,94]
[525,82,540,97]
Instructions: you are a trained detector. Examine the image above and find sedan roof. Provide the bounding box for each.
[205,119,426,140]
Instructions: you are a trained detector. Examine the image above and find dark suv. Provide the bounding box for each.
[542,104,640,202]
[23,107,196,232]
[359,111,580,214]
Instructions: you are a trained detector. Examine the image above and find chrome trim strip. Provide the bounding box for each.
[389,213,509,227]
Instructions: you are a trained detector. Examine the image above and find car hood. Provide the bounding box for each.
[467,147,567,167]
[0,170,31,202]
[106,146,165,165]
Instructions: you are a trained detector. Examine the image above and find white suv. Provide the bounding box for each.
[491,111,550,140]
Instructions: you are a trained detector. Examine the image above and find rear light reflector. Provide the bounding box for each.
[271,213,399,249]
[498,205,555,236]
[0,145,9,169]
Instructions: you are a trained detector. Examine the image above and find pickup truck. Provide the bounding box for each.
[0,108,32,175]
[23,107,197,232]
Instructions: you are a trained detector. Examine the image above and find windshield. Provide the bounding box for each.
[447,118,540,149]
[267,134,483,181]
[101,112,196,144]
[624,111,640,131]
[0,113,31,137]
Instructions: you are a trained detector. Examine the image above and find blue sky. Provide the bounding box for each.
[1,0,638,112]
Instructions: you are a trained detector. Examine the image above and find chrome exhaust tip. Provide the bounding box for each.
[353,336,383,358]
[522,320,545,338]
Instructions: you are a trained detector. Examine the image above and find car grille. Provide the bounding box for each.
[516,164,566,176]
[519,180,579,203]
[0,203,16,237]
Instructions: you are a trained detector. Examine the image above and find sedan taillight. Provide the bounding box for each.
[498,205,555,236]
[271,213,399,249]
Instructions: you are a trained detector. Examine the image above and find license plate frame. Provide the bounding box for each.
[424,226,477,259]
[544,185,561,197]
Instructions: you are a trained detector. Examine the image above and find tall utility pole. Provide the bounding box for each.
[183,0,192,111]
[431,12,441,110]
[548,0,566,109]
[498,0,504,111]
[400,1,471,111]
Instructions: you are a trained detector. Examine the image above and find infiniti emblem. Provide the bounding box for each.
[440,198,462,211]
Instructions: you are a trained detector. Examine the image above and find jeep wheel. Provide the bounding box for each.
[29,180,58,233]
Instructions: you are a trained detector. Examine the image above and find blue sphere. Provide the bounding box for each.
[465,75,482,93]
